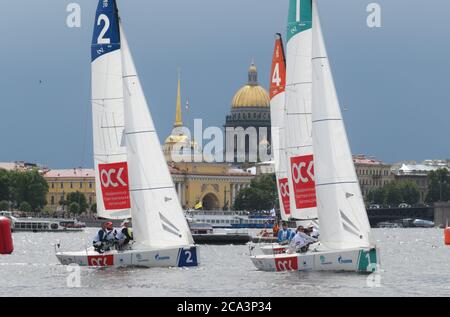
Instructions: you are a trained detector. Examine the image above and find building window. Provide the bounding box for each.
[80,182,83,189]
[51,196,55,205]
[51,182,54,189]
[60,183,64,189]
[70,182,73,189]
[89,182,93,189]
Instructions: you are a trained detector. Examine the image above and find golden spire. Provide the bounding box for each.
[174,68,183,127]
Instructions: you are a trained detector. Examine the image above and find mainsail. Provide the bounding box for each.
[91,0,131,220]
[269,34,290,221]
[120,26,193,248]
[311,0,371,250]
[285,0,318,221]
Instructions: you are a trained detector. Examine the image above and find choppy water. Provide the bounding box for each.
[0,228,449,297]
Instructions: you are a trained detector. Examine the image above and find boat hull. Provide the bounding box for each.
[56,245,199,268]
[251,247,379,273]
[260,243,290,255]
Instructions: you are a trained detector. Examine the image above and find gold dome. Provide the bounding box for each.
[231,61,270,109]
[232,85,270,108]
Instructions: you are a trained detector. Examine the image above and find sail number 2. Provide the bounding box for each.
[97,14,111,44]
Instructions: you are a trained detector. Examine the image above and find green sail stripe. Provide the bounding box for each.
[287,0,312,42]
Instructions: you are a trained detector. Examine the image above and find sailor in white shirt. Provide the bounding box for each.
[289,226,318,253]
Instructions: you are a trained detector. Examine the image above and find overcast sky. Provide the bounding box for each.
[1,0,450,168]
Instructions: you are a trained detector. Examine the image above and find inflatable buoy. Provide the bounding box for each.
[0,217,13,254]
[445,227,450,246]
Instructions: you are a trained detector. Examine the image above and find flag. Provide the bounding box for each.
[270,208,276,217]
[194,201,203,210]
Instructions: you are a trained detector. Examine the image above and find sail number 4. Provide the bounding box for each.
[272,63,282,87]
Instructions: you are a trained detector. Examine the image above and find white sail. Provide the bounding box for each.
[91,0,131,220]
[121,26,193,248]
[311,0,371,250]
[269,34,291,221]
[285,0,318,221]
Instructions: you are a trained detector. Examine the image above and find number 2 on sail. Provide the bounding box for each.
[97,14,111,44]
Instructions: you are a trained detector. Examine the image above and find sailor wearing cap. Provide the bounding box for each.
[115,220,133,250]
[93,221,114,253]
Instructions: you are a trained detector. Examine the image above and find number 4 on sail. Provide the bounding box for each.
[251,0,379,273]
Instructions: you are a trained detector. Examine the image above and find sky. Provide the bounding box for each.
[1,0,450,168]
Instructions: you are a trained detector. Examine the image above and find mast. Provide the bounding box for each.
[284,0,318,221]
[311,0,370,250]
[269,34,290,221]
[91,0,131,219]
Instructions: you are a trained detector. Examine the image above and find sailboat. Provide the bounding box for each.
[284,0,318,227]
[251,0,379,272]
[259,34,291,255]
[56,0,198,268]
[260,0,319,256]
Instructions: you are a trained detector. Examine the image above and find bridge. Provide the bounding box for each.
[367,207,434,227]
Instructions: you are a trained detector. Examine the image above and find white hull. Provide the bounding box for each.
[251,246,379,273]
[56,244,199,268]
[260,243,290,255]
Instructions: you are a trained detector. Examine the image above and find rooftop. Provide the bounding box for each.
[44,168,95,178]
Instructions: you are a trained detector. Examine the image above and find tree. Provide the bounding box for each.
[69,202,80,214]
[65,192,88,213]
[42,205,55,215]
[384,182,403,206]
[9,170,48,211]
[426,168,450,203]
[90,203,97,214]
[233,174,277,211]
[367,187,386,205]
[0,169,10,202]
[19,201,32,213]
[399,181,420,205]
[0,200,9,211]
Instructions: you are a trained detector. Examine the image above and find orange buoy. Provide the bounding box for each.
[0,217,13,254]
[445,227,450,246]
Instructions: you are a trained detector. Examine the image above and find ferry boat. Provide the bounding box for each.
[13,218,85,233]
[185,210,275,229]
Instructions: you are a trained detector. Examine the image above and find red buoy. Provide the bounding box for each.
[445,227,450,246]
[0,217,13,254]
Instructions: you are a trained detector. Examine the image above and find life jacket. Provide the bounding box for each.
[93,228,107,243]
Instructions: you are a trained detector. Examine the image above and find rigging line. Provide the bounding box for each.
[112,112,120,148]
[104,114,113,152]
[80,98,91,170]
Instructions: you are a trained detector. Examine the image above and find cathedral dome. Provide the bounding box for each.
[231,62,270,109]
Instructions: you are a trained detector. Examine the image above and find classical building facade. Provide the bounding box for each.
[164,73,254,210]
[353,155,394,198]
[44,169,96,211]
[224,62,271,163]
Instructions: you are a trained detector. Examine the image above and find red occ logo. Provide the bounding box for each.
[98,162,131,210]
[275,256,298,272]
[278,178,291,215]
[290,155,317,209]
[88,255,114,267]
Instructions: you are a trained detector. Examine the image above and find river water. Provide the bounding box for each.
[0,228,449,297]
